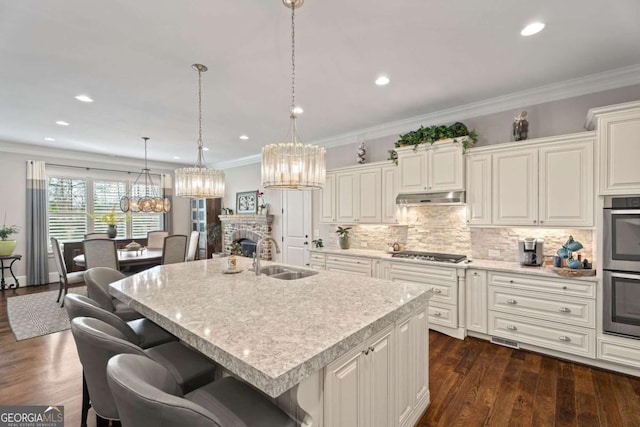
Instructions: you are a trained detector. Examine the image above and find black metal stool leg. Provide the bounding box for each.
[81,370,90,427]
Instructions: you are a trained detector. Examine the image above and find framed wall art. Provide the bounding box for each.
[236,191,258,214]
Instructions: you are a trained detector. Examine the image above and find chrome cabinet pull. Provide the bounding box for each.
[433,289,442,294]
[507,325,517,331]
[562,286,567,290]
[509,280,514,283]
[559,336,571,342]
[507,299,517,305]
[433,311,442,317]
[559,307,571,313]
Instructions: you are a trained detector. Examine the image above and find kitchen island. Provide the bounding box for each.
[110,256,433,427]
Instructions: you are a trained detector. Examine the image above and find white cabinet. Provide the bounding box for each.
[586,101,640,195]
[326,254,372,276]
[492,148,538,226]
[465,153,492,226]
[325,325,394,427]
[397,141,464,194]
[469,133,595,227]
[320,173,336,223]
[336,171,357,223]
[358,168,382,223]
[373,259,392,280]
[309,252,326,270]
[465,269,487,334]
[381,165,399,224]
[395,304,429,427]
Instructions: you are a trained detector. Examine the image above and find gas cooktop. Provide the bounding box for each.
[391,251,467,264]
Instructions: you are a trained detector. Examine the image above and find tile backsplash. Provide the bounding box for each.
[317,205,595,262]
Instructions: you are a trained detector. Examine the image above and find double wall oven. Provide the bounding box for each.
[603,196,640,339]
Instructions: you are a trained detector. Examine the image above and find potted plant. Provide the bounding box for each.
[0,223,19,256]
[336,226,352,250]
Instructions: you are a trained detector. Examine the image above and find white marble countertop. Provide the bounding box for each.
[109,257,433,398]
[310,248,599,281]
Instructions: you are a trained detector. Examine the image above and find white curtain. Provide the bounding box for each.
[26,160,49,285]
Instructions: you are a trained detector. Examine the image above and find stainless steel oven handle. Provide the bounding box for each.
[610,209,640,215]
[610,272,640,280]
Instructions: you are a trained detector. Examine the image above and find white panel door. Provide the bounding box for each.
[398,151,427,193]
[412,304,429,406]
[465,270,488,333]
[282,191,311,267]
[381,165,399,224]
[368,328,394,427]
[539,140,594,226]
[395,315,413,426]
[465,154,492,225]
[324,350,365,427]
[320,173,336,223]
[429,144,464,191]
[358,168,381,223]
[599,110,640,194]
[336,172,357,223]
[492,148,538,226]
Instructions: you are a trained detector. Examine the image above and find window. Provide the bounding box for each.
[48,174,164,243]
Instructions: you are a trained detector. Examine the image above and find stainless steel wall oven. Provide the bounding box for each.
[603,196,640,339]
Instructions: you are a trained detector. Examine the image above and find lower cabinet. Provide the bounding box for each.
[598,337,640,369]
[324,303,429,427]
[309,252,326,270]
[325,254,372,276]
[465,269,487,334]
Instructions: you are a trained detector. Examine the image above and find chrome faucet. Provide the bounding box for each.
[253,237,281,276]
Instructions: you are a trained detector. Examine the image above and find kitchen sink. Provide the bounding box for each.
[260,264,318,280]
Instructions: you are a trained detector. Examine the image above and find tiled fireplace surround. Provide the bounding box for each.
[318,206,595,263]
[220,215,274,260]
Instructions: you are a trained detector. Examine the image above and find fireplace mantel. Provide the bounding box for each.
[219,214,274,225]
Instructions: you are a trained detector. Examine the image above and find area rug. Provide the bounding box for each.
[6,287,87,341]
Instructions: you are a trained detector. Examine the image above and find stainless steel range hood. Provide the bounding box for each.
[395,191,465,206]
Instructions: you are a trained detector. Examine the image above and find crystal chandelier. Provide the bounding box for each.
[120,137,171,213]
[175,64,225,198]
[261,0,326,190]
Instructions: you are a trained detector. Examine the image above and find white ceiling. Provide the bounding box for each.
[1,0,639,167]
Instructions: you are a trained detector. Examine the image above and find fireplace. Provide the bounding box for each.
[219,214,274,260]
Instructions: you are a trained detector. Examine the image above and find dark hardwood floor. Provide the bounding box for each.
[1,284,639,426]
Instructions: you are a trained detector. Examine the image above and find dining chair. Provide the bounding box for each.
[84,232,109,240]
[84,267,142,321]
[64,294,177,349]
[185,230,199,262]
[162,234,188,265]
[147,230,169,249]
[83,239,119,270]
[107,354,295,427]
[70,317,218,425]
[50,237,85,307]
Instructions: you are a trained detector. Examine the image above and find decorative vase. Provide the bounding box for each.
[0,240,17,256]
[338,235,350,250]
[513,110,529,141]
[107,224,118,238]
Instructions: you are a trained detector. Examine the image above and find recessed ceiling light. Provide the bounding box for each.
[75,94,94,103]
[291,106,304,115]
[521,22,545,36]
[375,76,390,86]
[44,137,56,142]
[173,156,180,160]
[239,135,249,140]
[203,147,209,151]
[55,121,70,126]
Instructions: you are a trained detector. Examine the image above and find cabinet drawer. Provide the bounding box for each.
[326,255,371,276]
[390,262,458,282]
[488,272,595,298]
[598,338,640,369]
[389,272,456,305]
[489,286,595,328]
[488,311,595,358]
[309,253,326,269]
[429,302,457,329]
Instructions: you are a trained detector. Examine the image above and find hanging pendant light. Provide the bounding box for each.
[174,64,225,198]
[261,0,326,190]
[120,137,171,213]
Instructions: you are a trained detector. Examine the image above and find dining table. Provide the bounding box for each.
[73,248,163,269]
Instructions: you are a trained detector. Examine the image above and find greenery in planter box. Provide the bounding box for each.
[387,121,478,165]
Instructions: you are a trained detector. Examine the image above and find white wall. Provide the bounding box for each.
[0,143,190,283]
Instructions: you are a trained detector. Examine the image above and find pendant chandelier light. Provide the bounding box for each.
[120,137,171,213]
[174,64,225,199]
[261,0,326,190]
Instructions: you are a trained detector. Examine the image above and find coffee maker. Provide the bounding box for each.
[518,238,544,266]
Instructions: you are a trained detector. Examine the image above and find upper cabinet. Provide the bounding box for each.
[586,101,640,195]
[321,162,398,224]
[466,133,595,227]
[397,141,464,193]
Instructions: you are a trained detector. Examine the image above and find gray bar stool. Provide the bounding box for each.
[84,267,142,321]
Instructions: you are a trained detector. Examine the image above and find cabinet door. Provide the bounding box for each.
[465,154,492,226]
[336,172,357,223]
[358,168,381,223]
[411,304,429,407]
[395,315,413,426]
[398,151,427,193]
[320,173,336,223]
[325,348,366,427]
[465,270,487,333]
[599,110,640,195]
[492,148,538,226]
[539,140,594,226]
[367,328,394,427]
[429,144,464,191]
[381,165,399,224]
